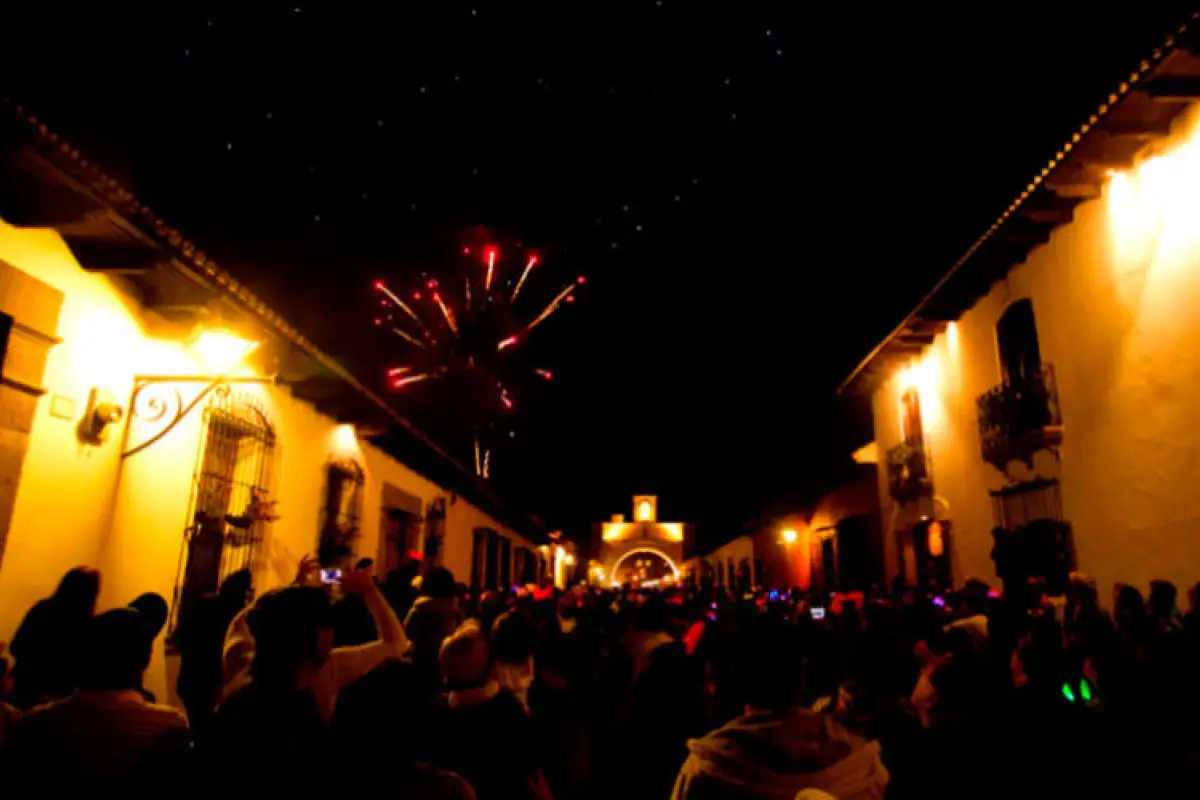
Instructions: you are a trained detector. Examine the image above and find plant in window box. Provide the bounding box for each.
[886,440,930,501]
[225,491,281,546]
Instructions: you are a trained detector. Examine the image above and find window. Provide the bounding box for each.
[991,477,1063,530]
[900,388,923,445]
[913,518,952,590]
[821,538,837,587]
[382,507,415,575]
[515,546,534,585]
[835,515,874,592]
[173,391,275,631]
[380,484,423,575]
[485,529,500,588]
[996,299,1042,385]
[500,538,512,588]
[319,460,364,567]
[471,529,485,589]
[424,497,446,567]
[990,479,1072,594]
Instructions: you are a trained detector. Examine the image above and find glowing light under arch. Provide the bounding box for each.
[609,546,681,585]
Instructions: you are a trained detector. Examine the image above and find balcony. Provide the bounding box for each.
[977,364,1063,469]
[886,440,932,503]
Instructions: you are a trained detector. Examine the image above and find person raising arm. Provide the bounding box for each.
[221,556,408,720]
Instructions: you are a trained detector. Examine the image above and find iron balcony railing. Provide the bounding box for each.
[977,364,1063,469]
[886,439,932,503]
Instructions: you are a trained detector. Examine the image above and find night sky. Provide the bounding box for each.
[2,3,1194,550]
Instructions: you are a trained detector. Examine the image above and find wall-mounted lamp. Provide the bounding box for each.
[77,388,124,444]
[781,528,798,545]
[194,330,260,375]
[121,328,269,459]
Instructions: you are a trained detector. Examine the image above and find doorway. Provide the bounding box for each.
[912,518,952,591]
[835,515,873,591]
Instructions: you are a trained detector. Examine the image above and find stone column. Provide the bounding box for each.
[0,259,63,574]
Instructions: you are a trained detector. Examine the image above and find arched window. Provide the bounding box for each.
[900,387,923,445]
[173,390,276,632]
[319,459,364,567]
[996,299,1042,386]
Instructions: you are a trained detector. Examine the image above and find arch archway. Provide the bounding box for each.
[610,546,680,586]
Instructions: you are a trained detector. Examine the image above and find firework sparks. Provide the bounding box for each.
[391,372,434,389]
[391,327,425,348]
[524,282,577,333]
[375,281,426,329]
[376,242,584,477]
[432,292,459,336]
[485,247,498,294]
[511,255,538,302]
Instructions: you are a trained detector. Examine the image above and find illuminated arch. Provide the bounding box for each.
[610,546,680,585]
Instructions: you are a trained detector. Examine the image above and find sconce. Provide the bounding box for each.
[120,328,269,459]
[78,388,124,444]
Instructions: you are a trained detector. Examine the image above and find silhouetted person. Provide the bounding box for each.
[127,592,169,702]
[2,608,191,788]
[406,567,463,691]
[174,568,250,742]
[434,620,549,800]
[10,567,100,708]
[611,595,710,800]
[672,615,888,800]
[330,658,474,800]
[209,586,334,787]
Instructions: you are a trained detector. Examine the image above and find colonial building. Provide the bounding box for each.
[841,17,1200,594]
[0,99,545,703]
[590,495,692,587]
[690,460,882,592]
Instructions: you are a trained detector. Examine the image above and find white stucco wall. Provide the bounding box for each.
[0,221,536,705]
[870,104,1200,596]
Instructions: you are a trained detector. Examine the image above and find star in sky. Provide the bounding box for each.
[169,4,783,257]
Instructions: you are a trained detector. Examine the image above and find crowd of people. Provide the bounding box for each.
[1,557,1199,797]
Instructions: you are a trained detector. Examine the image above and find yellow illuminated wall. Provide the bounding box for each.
[870,105,1200,594]
[602,522,632,542]
[0,221,536,705]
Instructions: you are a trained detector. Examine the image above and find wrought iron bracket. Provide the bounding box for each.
[120,375,276,459]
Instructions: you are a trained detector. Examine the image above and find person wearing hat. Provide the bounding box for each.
[434,621,549,800]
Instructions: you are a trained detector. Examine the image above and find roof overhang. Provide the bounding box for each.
[0,98,546,539]
[840,13,1200,395]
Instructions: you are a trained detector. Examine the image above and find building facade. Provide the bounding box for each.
[0,101,543,704]
[843,22,1200,595]
[683,464,882,593]
[591,495,692,587]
